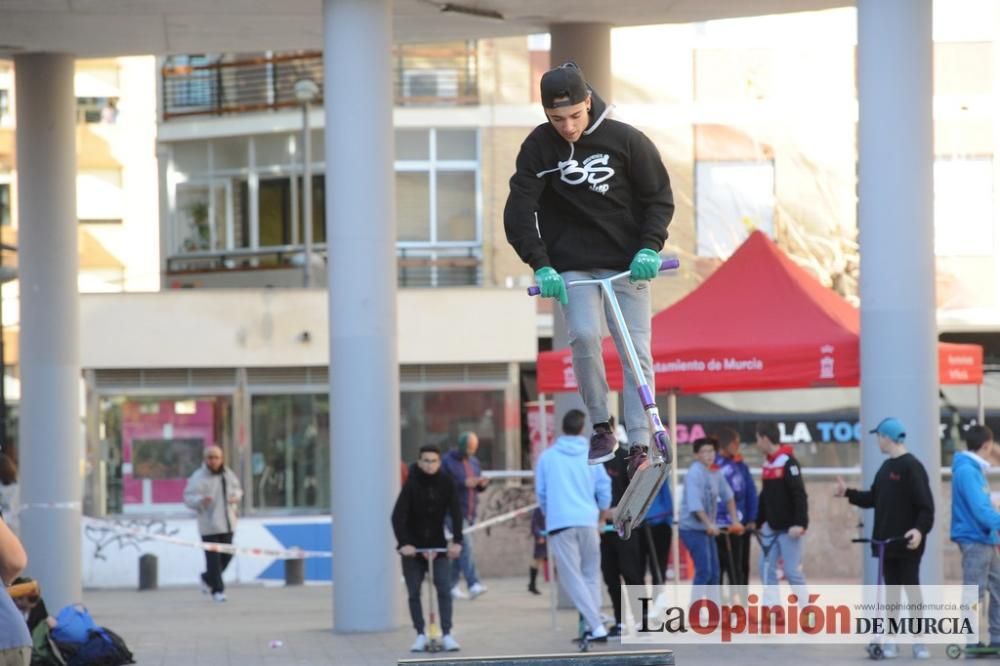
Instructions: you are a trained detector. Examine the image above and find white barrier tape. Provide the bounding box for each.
[75,503,538,559]
[18,501,82,513]
[463,502,538,534]
[82,516,332,560]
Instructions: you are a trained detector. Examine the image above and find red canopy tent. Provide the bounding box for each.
[537,230,984,394]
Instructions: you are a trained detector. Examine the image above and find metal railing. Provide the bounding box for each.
[165,244,482,288]
[162,43,478,120]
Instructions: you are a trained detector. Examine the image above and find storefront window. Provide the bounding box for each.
[400,389,507,470]
[250,394,330,511]
[101,396,232,514]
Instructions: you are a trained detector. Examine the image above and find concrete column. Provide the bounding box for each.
[13,53,81,610]
[323,0,400,632]
[548,23,612,433]
[857,0,939,585]
[549,23,613,95]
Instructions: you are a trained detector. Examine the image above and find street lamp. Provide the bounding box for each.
[294,78,321,288]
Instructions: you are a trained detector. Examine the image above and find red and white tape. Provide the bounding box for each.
[82,516,331,559]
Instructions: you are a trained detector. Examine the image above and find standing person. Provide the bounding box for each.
[835,417,933,660]
[0,455,18,534]
[679,437,741,587]
[755,422,809,607]
[639,479,673,583]
[392,445,463,652]
[600,441,644,636]
[714,428,757,592]
[0,513,30,666]
[528,507,546,596]
[536,409,613,642]
[442,431,489,600]
[183,445,243,602]
[950,425,1000,653]
[504,61,674,471]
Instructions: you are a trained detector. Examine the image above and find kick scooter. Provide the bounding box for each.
[529,257,680,539]
[852,536,909,660]
[414,548,448,652]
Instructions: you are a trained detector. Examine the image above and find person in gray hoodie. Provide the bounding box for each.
[184,445,243,602]
[535,409,612,641]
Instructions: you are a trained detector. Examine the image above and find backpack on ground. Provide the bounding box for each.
[65,628,134,666]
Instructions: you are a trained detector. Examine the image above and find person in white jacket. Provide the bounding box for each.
[535,409,613,642]
[184,446,243,602]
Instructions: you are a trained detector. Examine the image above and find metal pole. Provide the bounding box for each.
[325,0,399,632]
[302,102,313,288]
[978,384,986,425]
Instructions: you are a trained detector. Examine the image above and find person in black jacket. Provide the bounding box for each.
[504,62,674,469]
[600,420,644,636]
[755,422,809,607]
[391,445,463,652]
[835,417,934,660]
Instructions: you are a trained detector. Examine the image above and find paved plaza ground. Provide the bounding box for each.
[78,576,949,665]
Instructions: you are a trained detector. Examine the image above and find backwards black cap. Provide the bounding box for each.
[540,62,590,109]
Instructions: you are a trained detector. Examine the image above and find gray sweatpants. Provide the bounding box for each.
[959,542,1000,645]
[550,526,604,634]
[562,270,653,445]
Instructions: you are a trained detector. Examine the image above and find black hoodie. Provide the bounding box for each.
[504,88,674,273]
[391,462,464,549]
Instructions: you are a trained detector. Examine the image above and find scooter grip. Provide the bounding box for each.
[660,257,680,271]
[527,286,541,296]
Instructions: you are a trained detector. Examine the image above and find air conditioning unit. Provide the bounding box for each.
[402,69,459,99]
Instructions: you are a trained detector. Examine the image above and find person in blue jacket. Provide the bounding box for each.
[535,409,613,642]
[714,427,758,591]
[952,425,1000,650]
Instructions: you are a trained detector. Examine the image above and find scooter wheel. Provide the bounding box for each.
[578,639,589,653]
[945,644,963,660]
[867,644,883,660]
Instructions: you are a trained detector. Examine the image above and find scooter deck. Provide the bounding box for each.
[613,459,670,540]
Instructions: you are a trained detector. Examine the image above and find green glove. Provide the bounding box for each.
[629,248,661,281]
[534,267,568,305]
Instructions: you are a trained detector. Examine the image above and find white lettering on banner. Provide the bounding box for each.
[653,357,764,374]
[948,355,974,366]
[779,422,813,444]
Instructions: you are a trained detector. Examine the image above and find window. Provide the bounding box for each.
[934,157,993,257]
[0,90,10,124]
[251,394,330,511]
[400,389,508,470]
[76,97,119,124]
[695,161,775,257]
[395,128,478,244]
[0,182,10,227]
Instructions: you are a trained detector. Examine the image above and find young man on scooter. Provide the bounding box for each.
[392,445,464,652]
[835,417,934,660]
[504,61,674,472]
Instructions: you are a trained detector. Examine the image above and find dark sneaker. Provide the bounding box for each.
[626,445,649,480]
[588,424,618,464]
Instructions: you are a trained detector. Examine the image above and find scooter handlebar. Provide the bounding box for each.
[526,257,680,296]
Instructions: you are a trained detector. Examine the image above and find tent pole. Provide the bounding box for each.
[978,384,985,425]
[669,389,680,596]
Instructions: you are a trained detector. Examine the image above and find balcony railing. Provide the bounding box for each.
[162,43,479,121]
[165,245,482,288]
